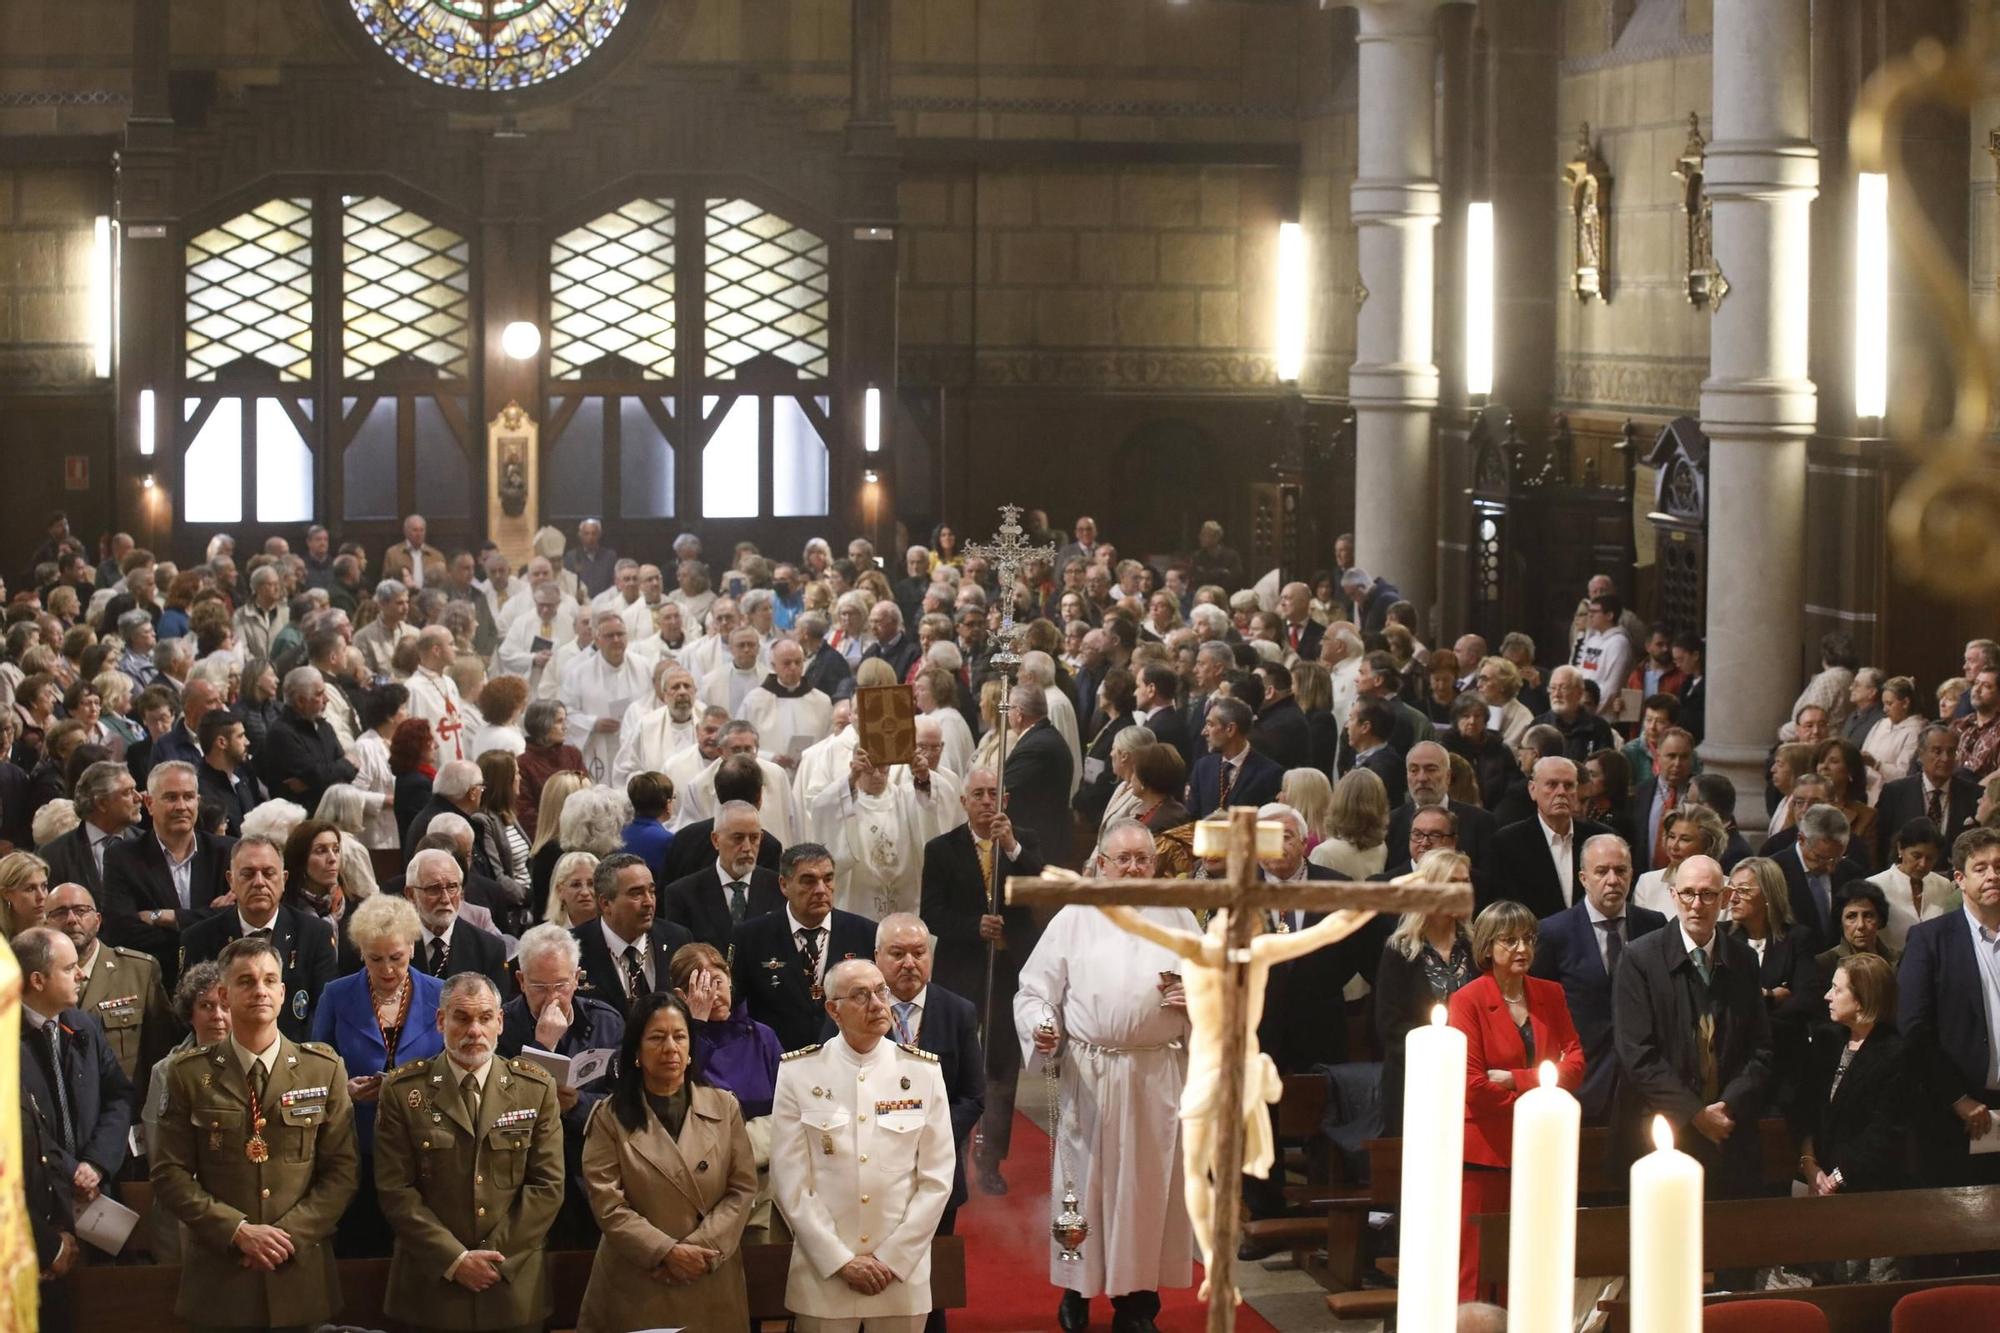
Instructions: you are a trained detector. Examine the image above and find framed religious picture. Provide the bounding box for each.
[854,684,918,766]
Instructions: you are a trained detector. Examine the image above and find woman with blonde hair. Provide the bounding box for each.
[1310,768,1392,878]
[1280,767,1336,848]
[1373,848,1476,1133]
[1632,804,1729,915]
[0,849,50,937]
[970,676,1012,773]
[1291,660,1341,774]
[545,849,601,928]
[528,769,592,922]
[1475,655,1535,747]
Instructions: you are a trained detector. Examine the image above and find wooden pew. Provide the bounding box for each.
[1474,1186,2000,1333]
[70,1238,967,1329]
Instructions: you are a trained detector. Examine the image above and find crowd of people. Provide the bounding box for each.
[7,505,2000,1330]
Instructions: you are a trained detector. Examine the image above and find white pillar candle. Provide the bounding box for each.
[1507,1062,1580,1331]
[1630,1115,1704,1333]
[1397,1004,1466,1333]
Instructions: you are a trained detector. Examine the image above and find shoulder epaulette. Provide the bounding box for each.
[171,1043,214,1066]
[509,1057,554,1082]
[109,944,156,966]
[899,1042,939,1063]
[295,1041,340,1061]
[383,1059,431,1082]
[780,1044,821,1062]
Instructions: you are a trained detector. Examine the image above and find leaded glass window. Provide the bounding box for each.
[349,0,628,92]
[184,198,314,381]
[342,196,471,379]
[550,199,675,379]
[703,198,828,379]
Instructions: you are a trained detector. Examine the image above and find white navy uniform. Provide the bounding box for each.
[772,1035,956,1332]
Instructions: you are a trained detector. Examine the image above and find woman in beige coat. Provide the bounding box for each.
[578,990,759,1332]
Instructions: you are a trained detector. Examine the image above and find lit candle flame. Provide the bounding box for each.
[1539,1060,1559,1089]
[1430,1004,1448,1027]
[1651,1114,1675,1153]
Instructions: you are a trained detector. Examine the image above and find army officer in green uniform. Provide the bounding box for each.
[375,971,565,1333]
[151,935,360,1332]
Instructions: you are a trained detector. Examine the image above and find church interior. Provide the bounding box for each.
[6,0,2000,1331]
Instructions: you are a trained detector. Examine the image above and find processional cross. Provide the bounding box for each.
[1007,806,1474,1333]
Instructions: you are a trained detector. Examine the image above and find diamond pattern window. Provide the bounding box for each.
[185,198,314,382]
[703,198,828,379]
[342,195,471,380]
[550,198,675,379]
[349,0,627,93]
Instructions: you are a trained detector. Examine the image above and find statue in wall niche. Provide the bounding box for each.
[1675,112,1729,311]
[1566,122,1613,303]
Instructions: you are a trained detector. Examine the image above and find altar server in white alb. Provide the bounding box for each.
[808,739,955,922]
[772,958,956,1332]
[612,662,702,787]
[1013,820,1195,1332]
[677,719,800,844]
[407,625,469,763]
[744,639,836,765]
[559,608,651,784]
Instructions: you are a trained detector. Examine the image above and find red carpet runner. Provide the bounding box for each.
[952,1112,1280,1332]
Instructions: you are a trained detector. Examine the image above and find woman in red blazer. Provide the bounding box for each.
[1448,899,1586,1301]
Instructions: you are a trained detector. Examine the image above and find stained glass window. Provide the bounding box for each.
[185,198,314,381]
[342,195,471,380]
[550,199,675,379]
[703,198,829,379]
[349,0,628,93]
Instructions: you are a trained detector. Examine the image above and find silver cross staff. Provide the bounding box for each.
[962,504,1056,1129]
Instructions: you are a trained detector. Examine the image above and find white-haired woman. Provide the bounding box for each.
[1082,723,1158,875]
[312,783,369,838]
[545,849,602,928]
[240,797,307,846]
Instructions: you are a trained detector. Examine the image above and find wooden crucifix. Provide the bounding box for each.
[1006,806,1474,1333]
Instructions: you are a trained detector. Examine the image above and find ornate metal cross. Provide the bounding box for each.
[1007,808,1474,1333]
[963,503,1055,669]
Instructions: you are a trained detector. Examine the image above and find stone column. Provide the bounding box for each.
[1700,0,1818,830]
[1347,0,1444,618]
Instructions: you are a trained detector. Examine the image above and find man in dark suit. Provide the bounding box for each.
[1001,683,1076,867]
[1187,696,1285,820]
[573,852,694,1014]
[922,769,1043,1195]
[659,754,783,884]
[1900,826,2000,1186]
[731,840,872,1052]
[662,798,786,953]
[1487,756,1611,917]
[15,926,134,1213]
[1333,652,1430,775]
[1276,581,1324,662]
[1630,727,1697,870]
[1338,567,1401,633]
[1248,662,1311,772]
[1672,633,1705,744]
[1386,741,1497,876]
[1877,724,1979,867]
[38,759,142,904]
[177,834,338,1040]
[255,666,358,814]
[1340,696,1407,807]
[20,1076,77,1332]
[1777,804,1872,951]
[1611,854,1773,1194]
[194,709,268,837]
[1532,832,1668,1123]
[402,759,483,855]
[1134,665,1192,766]
[405,845,508,990]
[101,760,235,985]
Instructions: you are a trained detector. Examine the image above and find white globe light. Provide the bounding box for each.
[501,320,542,360]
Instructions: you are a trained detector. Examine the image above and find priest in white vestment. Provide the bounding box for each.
[661,706,730,802]
[496,581,577,694]
[1014,820,1195,1325]
[611,662,701,787]
[701,626,770,719]
[1021,650,1083,796]
[742,639,834,766]
[807,740,953,921]
[496,555,577,635]
[479,551,527,635]
[540,609,595,701]
[405,625,470,762]
[558,609,651,785]
[589,558,640,611]
[628,598,691,674]
[674,719,798,844]
[680,595,742,683]
[914,663,975,781]
[620,563,670,644]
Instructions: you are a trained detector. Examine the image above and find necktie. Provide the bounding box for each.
[1218,758,1236,808]
[1691,942,1712,987]
[429,936,450,977]
[1811,874,1832,926]
[461,1071,482,1130]
[249,1057,268,1102]
[1596,916,1625,973]
[622,944,651,1000]
[976,839,994,895]
[892,1001,916,1044]
[727,881,749,922]
[1653,786,1679,868]
[248,927,272,941]
[45,1025,75,1155]
[798,927,824,996]
[1929,786,1945,826]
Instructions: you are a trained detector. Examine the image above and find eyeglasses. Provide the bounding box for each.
[837,985,893,1007]
[45,905,96,920]
[1491,935,1535,952]
[1410,829,1453,846]
[1675,889,1725,906]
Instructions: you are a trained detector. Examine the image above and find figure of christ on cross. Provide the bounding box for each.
[1095,902,1375,1297]
[1008,807,1473,1332]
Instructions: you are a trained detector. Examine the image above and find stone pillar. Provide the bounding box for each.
[1347,0,1444,618]
[1700,0,1818,830]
